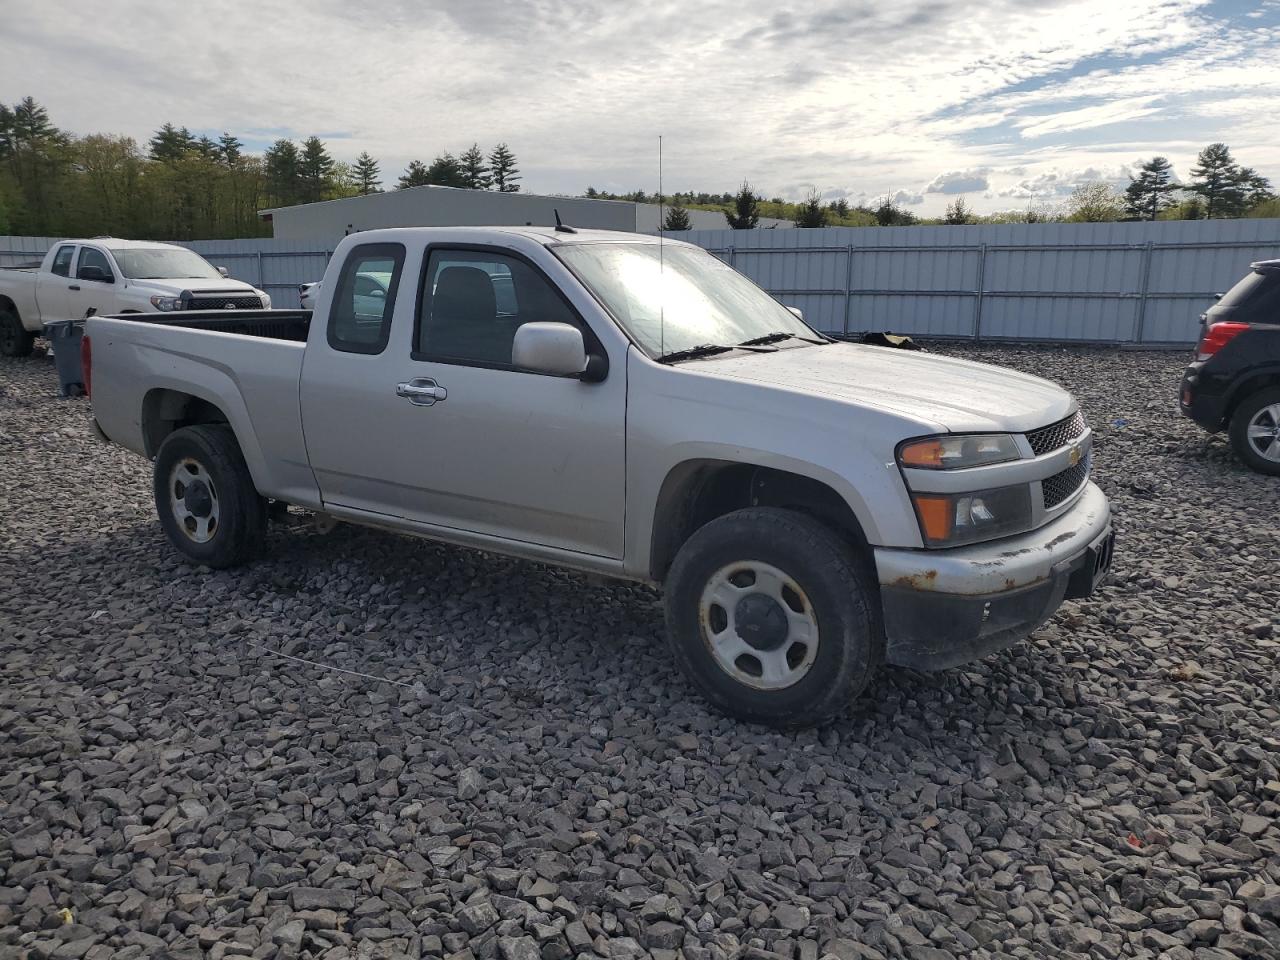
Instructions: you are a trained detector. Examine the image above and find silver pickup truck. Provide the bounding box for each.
[85,226,1113,726]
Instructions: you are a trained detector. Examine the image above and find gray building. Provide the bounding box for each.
[260,185,789,243]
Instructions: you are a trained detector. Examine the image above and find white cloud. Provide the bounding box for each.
[0,0,1275,216]
[925,168,992,194]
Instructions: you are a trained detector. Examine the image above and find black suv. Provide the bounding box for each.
[1180,259,1280,475]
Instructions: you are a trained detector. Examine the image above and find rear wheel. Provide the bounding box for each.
[664,507,882,727]
[0,309,35,358]
[1229,387,1280,477]
[154,425,267,567]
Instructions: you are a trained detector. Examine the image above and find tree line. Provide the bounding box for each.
[0,96,522,240]
[600,142,1277,231]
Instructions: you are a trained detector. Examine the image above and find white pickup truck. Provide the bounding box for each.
[85,226,1113,726]
[0,237,271,357]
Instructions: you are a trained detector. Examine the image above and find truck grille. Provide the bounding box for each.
[1042,455,1090,509]
[186,294,264,310]
[1025,410,1086,456]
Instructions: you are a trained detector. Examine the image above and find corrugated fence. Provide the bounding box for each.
[4,218,1279,343]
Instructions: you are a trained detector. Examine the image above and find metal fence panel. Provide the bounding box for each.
[4,220,1279,341]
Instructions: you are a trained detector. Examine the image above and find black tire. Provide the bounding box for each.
[153,424,267,568]
[664,507,882,727]
[0,309,35,358]
[1228,387,1280,477]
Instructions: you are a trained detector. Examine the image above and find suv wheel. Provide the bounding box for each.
[664,507,882,727]
[1229,387,1280,476]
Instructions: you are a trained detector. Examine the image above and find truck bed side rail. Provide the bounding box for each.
[104,309,312,342]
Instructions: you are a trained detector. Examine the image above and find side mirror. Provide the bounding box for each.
[217,266,230,278]
[512,322,591,377]
[786,305,804,321]
[79,265,114,283]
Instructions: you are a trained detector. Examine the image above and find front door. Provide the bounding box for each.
[68,247,118,319]
[300,241,626,560]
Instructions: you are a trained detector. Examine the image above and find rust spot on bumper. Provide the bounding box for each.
[891,569,938,590]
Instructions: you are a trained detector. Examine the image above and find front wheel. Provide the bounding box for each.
[664,507,882,727]
[153,425,267,568]
[0,309,35,358]
[1229,387,1280,476]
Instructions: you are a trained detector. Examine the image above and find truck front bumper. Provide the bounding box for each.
[873,482,1113,671]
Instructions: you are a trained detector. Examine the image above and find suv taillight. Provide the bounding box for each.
[81,334,92,397]
[1196,321,1248,361]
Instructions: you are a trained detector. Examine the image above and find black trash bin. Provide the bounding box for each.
[42,319,85,397]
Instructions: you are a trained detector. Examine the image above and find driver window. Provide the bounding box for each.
[76,248,114,283]
[50,245,75,277]
[415,249,578,366]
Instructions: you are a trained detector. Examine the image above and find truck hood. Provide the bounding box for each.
[125,277,260,296]
[695,342,1075,433]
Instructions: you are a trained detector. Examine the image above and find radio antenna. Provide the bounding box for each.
[659,134,665,356]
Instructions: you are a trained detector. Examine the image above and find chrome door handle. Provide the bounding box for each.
[396,378,447,406]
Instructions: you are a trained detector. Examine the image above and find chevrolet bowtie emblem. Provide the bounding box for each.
[1068,445,1082,467]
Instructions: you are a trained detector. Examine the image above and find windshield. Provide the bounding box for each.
[109,247,221,280]
[554,242,817,357]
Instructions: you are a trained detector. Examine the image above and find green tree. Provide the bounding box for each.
[194,135,219,161]
[459,143,491,190]
[489,143,520,192]
[829,198,850,219]
[353,152,381,194]
[149,123,194,162]
[1237,167,1275,209]
[943,196,974,225]
[725,181,759,229]
[4,97,70,233]
[217,133,243,165]
[263,139,301,206]
[1124,156,1177,220]
[425,152,467,187]
[397,159,431,189]
[793,190,828,228]
[662,204,692,231]
[1065,182,1124,222]
[873,194,918,226]
[1188,143,1248,219]
[298,136,334,202]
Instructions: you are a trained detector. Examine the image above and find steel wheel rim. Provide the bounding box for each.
[169,457,220,543]
[1246,403,1280,462]
[698,560,819,690]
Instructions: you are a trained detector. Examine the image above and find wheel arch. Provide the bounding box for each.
[1225,367,1280,424]
[649,459,873,583]
[0,294,18,318]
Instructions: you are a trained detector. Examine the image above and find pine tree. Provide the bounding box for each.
[829,198,851,219]
[149,123,195,162]
[725,181,759,229]
[1236,167,1275,209]
[943,196,974,225]
[263,139,301,206]
[397,160,431,189]
[6,97,69,233]
[1124,156,1178,221]
[662,204,692,231]
[793,190,828,228]
[459,143,491,190]
[489,143,520,192]
[424,152,466,187]
[217,133,243,165]
[298,136,334,202]
[353,152,381,194]
[1189,143,1248,219]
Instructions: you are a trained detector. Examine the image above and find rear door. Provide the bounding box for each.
[299,240,626,559]
[35,244,77,321]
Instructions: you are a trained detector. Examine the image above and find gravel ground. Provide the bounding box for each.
[1,342,1278,960]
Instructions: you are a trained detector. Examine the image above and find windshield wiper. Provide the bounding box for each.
[739,331,831,346]
[656,343,736,364]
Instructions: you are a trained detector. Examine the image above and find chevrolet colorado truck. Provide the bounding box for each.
[0,237,270,357]
[84,226,1114,726]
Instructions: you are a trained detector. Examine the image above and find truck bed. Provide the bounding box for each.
[107,309,312,342]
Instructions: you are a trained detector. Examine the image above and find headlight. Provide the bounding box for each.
[258,290,271,308]
[898,434,1019,470]
[149,295,183,311]
[911,484,1032,547]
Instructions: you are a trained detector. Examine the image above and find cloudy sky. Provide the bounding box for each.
[3,0,1278,214]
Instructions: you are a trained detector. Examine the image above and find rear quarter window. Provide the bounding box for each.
[1218,270,1280,324]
